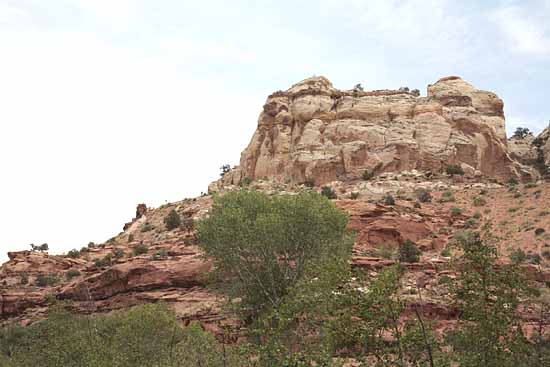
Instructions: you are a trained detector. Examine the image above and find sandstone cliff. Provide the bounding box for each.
[221,76,536,187]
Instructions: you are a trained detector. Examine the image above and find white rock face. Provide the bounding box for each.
[224,76,537,186]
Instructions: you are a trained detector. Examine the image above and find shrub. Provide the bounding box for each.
[20,274,28,285]
[112,248,124,259]
[66,269,81,280]
[535,228,546,236]
[240,177,253,187]
[66,249,80,259]
[140,223,153,232]
[35,274,57,287]
[197,190,349,318]
[127,234,134,243]
[440,247,451,257]
[415,188,432,203]
[513,127,531,139]
[320,186,337,199]
[450,207,462,217]
[151,249,168,260]
[526,253,542,265]
[132,243,149,256]
[440,190,456,203]
[542,250,550,260]
[413,201,421,208]
[473,196,486,206]
[94,254,112,268]
[399,240,421,263]
[464,218,479,229]
[350,192,360,200]
[507,177,519,186]
[362,169,374,180]
[383,194,395,205]
[445,164,464,175]
[510,249,527,264]
[164,209,181,230]
[472,211,482,219]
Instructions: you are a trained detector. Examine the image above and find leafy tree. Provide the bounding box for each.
[164,209,181,230]
[219,164,231,177]
[66,249,80,259]
[447,231,537,367]
[513,127,531,139]
[197,190,349,319]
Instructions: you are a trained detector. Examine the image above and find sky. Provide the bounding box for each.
[1,0,550,263]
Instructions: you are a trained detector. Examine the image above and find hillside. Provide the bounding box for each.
[1,76,549,363]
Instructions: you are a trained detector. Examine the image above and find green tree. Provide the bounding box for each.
[197,190,349,319]
[448,231,537,367]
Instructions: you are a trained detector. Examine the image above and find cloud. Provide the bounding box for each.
[491,3,550,57]
[0,1,30,25]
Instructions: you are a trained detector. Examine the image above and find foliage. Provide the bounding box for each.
[320,186,337,199]
[197,190,349,319]
[513,127,531,139]
[164,209,181,231]
[35,274,57,287]
[450,206,462,217]
[383,194,395,205]
[0,303,250,367]
[219,164,231,177]
[445,164,464,175]
[30,243,49,252]
[399,240,421,263]
[349,192,360,200]
[65,269,81,280]
[473,196,486,206]
[66,249,81,259]
[132,243,149,256]
[447,231,537,367]
[362,169,374,180]
[415,188,432,203]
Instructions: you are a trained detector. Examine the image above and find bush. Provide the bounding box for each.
[320,186,337,199]
[151,249,169,260]
[94,254,113,268]
[399,240,421,263]
[66,249,80,259]
[535,228,546,236]
[140,223,153,232]
[181,217,195,232]
[450,207,462,217]
[197,190,349,318]
[164,209,182,230]
[510,249,527,264]
[415,188,432,203]
[66,269,81,279]
[132,243,149,256]
[362,169,375,180]
[473,196,486,207]
[127,234,134,243]
[304,178,315,188]
[383,194,395,205]
[35,274,57,287]
[20,274,28,285]
[350,192,360,200]
[440,247,451,257]
[445,164,464,175]
[112,248,125,259]
[513,127,531,139]
[240,177,253,187]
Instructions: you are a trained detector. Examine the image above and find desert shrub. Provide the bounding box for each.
[415,188,432,203]
[440,190,456,202]
[473,196,486,206]
[350,192,360,200]
[35,274,57,287]
[362,169,374,180]
[535,228,546,236]
[383,194,395,205]
[320,186,337,199]
[132,243,148,256]
[513,127,531,139]
[510,249,527,264]
[542,250,550,260]
[66,249,80,259]
[181,217,195,232]
[524,182,537,189]
[197,190,349,319]
[473,211,482,219]
[413,201,421,208]
[94,254,113,268]
[66,269,81,280]
[450,207,462,217]
[140,223,153,232]
[440,247,451,257]
[445,164,464,175]
[112,248,124,259]
[240,177,253,187]
[151,249,168,260]
[164,209,182,230]
[20,275,28,285]
[127,234,134,243]
[526,253,542,265]
[464,218,479,229]
[399,240,421,263]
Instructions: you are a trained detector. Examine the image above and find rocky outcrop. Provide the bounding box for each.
[509,127,550,177]
[225,76,536,186]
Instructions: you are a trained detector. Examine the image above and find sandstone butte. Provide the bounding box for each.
[1,76,549,337]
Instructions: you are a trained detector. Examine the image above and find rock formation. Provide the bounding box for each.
[222,76,536,186]
[509,126,550,177]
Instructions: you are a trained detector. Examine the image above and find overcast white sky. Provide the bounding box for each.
[1,0,550,263]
